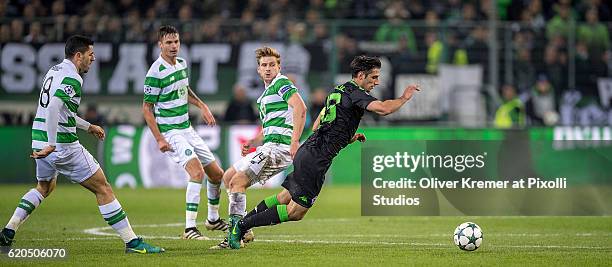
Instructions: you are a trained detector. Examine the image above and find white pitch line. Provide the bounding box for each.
[249,239,611,250]
[82,223,612,239]
[262,233,612,238]
[83,223,208,240]
[306,216,611,221]
[26,235,612,250]
[76,223,612,250]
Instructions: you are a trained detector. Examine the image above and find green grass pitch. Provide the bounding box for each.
[0,184,610,266]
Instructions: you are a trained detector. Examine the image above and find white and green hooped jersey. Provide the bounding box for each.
[256,74,298,147]
[143,56,191,133]
[32,59,83,150]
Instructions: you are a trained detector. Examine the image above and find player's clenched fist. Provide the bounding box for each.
[87,125,105,140]
[157,139,173,152]
[400,84,421,101]
[241,143,251,156]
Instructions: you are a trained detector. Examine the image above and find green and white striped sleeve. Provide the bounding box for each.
[143,75,162,103]
[53,77,81,113]
[277,79,298,102]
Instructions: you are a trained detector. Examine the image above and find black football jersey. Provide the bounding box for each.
[305,80,378,158]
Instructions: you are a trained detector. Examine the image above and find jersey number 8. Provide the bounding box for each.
[39,76,53,108]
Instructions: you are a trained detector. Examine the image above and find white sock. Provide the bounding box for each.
[185,181,201,229]
[98,199,137,243]
[229,192,247,217]
[226,188,231,215]
[206,180,221,221]
[5,188,44,231]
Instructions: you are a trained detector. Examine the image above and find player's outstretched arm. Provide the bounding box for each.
[287,93,307,159]
[75,116,105,140]
[366,84,420,116]
[187,86,216,126]
[75,116,91,130]
[142,102,173,152]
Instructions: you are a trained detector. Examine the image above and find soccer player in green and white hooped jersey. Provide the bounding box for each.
[0,35,164,254]
[226,55,421,249]
[142,25,227,240]
[211,46,307,249]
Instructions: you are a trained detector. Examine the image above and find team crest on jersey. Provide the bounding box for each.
[63,85,75,96]
[185,149,192,156]
[178,86,187,98]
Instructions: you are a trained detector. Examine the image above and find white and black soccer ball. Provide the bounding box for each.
[453,222,483,251]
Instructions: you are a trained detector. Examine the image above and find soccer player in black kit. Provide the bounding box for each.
[227,55,420,249]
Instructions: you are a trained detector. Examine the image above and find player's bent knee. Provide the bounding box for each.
[36,182,55,198]
[208,169,224,183]
[288,210,306,221]
[222,175,231,188]
[94,179,114,197]
[222,168,235,188]
[36,178,57,197]
[185,158,205,182]
[204,162,224,183]
[287,205,308,221]
[189,168,205,182]
[228,175,249,191]
[277,190,292,204]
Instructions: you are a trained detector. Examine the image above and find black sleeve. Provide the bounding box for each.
[350,89,378,110]
[248,105,258,123]
[224,101,237,121]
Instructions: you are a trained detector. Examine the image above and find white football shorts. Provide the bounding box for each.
[163,126,216,168]
[233,143,292,185]
[36,143,100,183]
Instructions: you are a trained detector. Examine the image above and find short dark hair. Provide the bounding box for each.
[350,55,381,78]
[65,35,93,59]
[158,25,178,41]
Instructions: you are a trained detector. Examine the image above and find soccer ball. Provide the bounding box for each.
[453,222,483,251]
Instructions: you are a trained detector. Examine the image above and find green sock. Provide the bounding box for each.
[239,204,289,231]
[245,195,280,219]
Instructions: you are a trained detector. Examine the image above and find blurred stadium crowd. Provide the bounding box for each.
[2,0,610,43]
[0,0,611,127]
